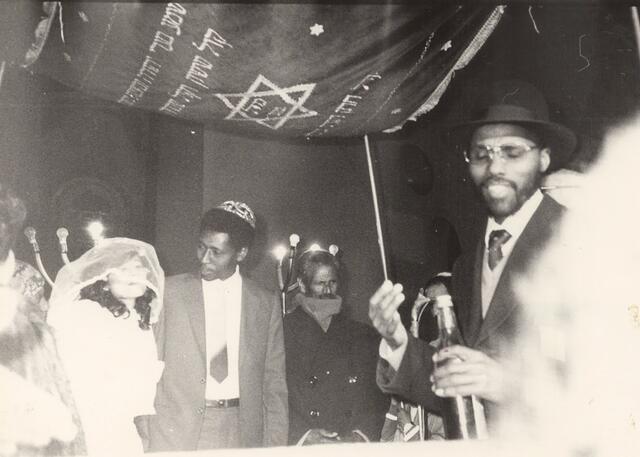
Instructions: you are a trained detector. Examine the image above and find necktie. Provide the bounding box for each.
[209,287,228,383]
[487,229,511,270]
[210,346,228,383]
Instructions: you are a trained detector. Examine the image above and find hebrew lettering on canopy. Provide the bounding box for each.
[30,2,504,137]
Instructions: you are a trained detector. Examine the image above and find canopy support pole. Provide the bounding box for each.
[632,7,640,68]
[364,134,389,281]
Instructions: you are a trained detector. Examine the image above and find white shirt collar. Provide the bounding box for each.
[485,190,544,247]
[0,250,16,286]
[202,266,242,289]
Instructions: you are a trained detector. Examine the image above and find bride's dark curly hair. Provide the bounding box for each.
[79,280,156,330]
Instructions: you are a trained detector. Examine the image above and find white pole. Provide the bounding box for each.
[364,134,389,281]
[632,7,640,68]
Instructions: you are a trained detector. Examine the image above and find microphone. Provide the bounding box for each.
[24,227,40,252]
[56,227,69,254]
[289,233,300,251]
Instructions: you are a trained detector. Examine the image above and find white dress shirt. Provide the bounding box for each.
[481,190,543,317]
[202,267,242,400]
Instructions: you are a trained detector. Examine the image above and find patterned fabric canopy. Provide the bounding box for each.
[9,2,504,138]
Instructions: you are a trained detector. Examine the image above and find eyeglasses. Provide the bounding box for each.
[463,144,539,164]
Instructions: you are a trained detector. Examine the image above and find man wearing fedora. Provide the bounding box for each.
[368,80,576,428]
[143,201,288,450]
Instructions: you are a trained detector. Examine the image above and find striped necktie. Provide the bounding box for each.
[487,229,511,270]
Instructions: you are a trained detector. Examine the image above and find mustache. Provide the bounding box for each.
[481,177,516,190]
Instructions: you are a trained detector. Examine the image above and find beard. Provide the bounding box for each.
[481,175,541,220]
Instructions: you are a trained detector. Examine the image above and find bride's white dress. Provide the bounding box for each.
[49,299,164,455]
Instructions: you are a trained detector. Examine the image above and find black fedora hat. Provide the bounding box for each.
[451,80,577,170]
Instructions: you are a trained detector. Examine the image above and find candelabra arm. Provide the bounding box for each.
[276,258,284,292]
[34,253,54,287]
[281,290,287,317]
[24,228,54,287]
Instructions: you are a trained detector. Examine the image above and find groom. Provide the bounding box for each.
[145,201,288,450]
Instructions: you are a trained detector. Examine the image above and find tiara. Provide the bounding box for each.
[216,200,256,229]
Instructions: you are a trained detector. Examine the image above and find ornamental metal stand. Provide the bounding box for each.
[24,222,105,287]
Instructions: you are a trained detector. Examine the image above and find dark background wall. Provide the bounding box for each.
[152,117,203,276]
[200,131,384,322]
[151,127,469,324]
[0,71,155,285]
[1,5,637,325]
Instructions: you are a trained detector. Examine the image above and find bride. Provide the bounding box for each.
[48,238,164,455]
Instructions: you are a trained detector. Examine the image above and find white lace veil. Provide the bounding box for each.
[49,238,164,324]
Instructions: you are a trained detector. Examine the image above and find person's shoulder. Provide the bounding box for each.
[165,272,199,288]
[242,276,277,300]
[541,194,567,218]
[162,273,200,311]
[14,259,41,279]
[283,305,305,325]
[13,260,45,298]
[241,277,280,318]
[527,195,566,238]
[47,298,107,330]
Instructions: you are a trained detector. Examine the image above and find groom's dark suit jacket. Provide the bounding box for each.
[146,273,288,451]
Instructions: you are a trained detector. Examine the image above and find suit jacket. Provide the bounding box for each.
[377,196,565,422]
[284,308,389,444]
[146,272,288,451]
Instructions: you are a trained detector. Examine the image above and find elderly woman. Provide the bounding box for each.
[48,238,165,455]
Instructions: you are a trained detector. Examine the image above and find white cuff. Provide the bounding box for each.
[379,338,408,372]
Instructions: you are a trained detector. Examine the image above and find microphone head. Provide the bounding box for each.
[328,244,339,256]
[289,233,300,248]
[56,227,69,242]
[24,226,37,243]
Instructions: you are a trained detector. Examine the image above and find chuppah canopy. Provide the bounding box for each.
[15,2,504,138]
